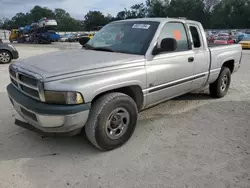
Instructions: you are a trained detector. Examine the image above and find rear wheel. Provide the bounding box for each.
[209,67,231,98]
[85,93,138,151]
[0,50,12,64]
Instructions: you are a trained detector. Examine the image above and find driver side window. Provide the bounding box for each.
[159,22,189,52]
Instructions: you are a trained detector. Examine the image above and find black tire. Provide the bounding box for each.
[209,67,231,98]
[0,50,12,64]
[85,92,138,151]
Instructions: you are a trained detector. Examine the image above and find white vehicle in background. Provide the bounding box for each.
[38,17,57,28]
[218,32,230,37]
[59,34,72,42]
[231,30,237,36]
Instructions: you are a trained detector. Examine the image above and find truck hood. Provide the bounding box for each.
[14,49,144,81]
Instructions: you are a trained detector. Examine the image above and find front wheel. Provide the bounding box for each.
[0,50,12,64]
[85,93,138,151]
[209,67,231,98]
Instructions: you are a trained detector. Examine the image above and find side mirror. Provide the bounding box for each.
[79,37,90,46]
[152,38,177,55]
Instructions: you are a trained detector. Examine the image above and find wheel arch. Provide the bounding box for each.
[0,49,13,57]
[222,59,234,73]
[91,85,144,111]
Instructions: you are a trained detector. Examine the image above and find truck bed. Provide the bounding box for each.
[208,43,242,75]
[208,43,231,47]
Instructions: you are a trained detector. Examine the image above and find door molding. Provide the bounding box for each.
[146,72,208,93]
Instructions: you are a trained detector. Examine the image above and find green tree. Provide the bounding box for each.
[211,0,250,29]
[146,0,169,17]
[167,0,205,21]
[0,19,3,28]
[1,1,250,31]
[116,11,127,20]
[1,6,82,31]
[204,0,220,11]
[54,8,78,31]
[30,6,55,21]
[130,3,147,18]
[84,11,106,30]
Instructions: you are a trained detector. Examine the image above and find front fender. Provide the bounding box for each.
[44,66,147,103]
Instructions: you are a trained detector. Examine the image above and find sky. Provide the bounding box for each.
[0,0,143,19]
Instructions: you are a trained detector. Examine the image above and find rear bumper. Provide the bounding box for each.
[7,84,90,135]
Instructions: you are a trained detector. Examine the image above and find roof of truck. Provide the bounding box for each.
[113,17,200,25]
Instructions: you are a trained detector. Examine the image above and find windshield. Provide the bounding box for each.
[86,21,160,55]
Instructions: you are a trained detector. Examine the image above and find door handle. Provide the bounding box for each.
[188,57,194,62]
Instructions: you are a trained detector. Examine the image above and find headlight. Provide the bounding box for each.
[44,91,84,104]
[8,44,16,51]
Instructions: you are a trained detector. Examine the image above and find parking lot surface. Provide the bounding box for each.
[0,43,249,188]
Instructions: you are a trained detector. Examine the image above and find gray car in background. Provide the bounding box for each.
[0,43,19,64]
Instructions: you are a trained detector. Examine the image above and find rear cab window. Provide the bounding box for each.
[158,22,189,52]
[189,26,202,48]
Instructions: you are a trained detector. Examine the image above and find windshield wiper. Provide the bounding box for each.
[83,44,114,52]
[83,43,94,49]
[92,47,114,52]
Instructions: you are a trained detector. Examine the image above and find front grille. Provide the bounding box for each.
[21,85,40,98]
[9,67,41,101]
[19,74,37,87]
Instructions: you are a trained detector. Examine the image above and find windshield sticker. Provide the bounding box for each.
[174,30,181,41]
[132,24,150,29]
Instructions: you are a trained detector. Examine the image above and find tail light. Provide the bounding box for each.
[45,19,48,22]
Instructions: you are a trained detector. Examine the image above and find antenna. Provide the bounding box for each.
[167,17,187,19]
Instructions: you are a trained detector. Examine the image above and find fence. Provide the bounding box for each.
[57,31,96,36]
[0,30,10,40]
[0,30,95,40]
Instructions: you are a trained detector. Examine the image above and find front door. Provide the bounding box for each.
[145,22,195,107]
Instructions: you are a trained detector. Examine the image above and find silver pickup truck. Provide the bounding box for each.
[7,18,242,150]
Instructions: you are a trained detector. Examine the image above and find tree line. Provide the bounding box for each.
[1,0,250,31]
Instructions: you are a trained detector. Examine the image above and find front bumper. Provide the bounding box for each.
[7,84,90,135]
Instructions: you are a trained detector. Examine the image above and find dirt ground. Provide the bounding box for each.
[0,43,249,188]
